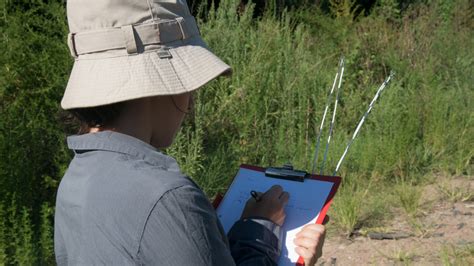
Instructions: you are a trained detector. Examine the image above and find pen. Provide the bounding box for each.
[250,190,261,202]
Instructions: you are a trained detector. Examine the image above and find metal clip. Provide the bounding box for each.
[265,164,307,182]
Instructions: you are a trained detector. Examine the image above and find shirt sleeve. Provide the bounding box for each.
[228,217,282,265]
[137,185,281,265]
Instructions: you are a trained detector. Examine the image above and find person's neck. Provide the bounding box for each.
[89,100,152,145]
[90,126,152,145]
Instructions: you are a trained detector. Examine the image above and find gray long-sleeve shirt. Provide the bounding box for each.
[54,131,281,265]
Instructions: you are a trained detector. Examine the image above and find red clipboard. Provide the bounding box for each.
[213,164,341,266]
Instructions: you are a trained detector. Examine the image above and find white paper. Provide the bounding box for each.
[216,167,335,266]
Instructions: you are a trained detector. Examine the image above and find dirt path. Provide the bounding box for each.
[318,178,474,265]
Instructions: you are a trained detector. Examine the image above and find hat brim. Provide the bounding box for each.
[61,37,231,109]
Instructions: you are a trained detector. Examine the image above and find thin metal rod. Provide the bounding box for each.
[311,72,338,174]
[333,71,395,176]
[320,58,345,175]
[311,57,344,174]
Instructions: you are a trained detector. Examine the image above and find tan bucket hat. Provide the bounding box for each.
[61,0,231,110]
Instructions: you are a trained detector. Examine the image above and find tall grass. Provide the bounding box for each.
[0,1,69,261]
[0,0,472,262]
[169,0,473,236]
[171,0,472,193]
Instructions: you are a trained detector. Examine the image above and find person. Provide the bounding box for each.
[54,0,326,265]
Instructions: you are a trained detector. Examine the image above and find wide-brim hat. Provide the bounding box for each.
[61,0,231,110]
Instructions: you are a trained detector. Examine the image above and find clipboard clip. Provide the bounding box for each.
[265,164,307,182]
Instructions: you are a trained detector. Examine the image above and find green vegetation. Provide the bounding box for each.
[437,179,474,203]
[0,0,472,263]
[395,181,422,217]
[377,247,415,265]
[440,243,474,266]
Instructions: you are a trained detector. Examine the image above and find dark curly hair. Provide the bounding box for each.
[61,102,124,134]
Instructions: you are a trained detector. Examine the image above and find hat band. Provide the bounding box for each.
[67,16,200,58]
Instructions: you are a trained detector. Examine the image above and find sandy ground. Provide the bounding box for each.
[317,178,474,265]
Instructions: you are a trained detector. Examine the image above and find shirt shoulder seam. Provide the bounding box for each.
[135,183,198,263]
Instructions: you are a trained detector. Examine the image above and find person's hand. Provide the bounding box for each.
[293,223,326,266]
[240,185,290,226]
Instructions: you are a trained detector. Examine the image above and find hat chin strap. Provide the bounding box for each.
[170,95,192,115]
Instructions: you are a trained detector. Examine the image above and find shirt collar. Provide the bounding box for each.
[67,131,180,171]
